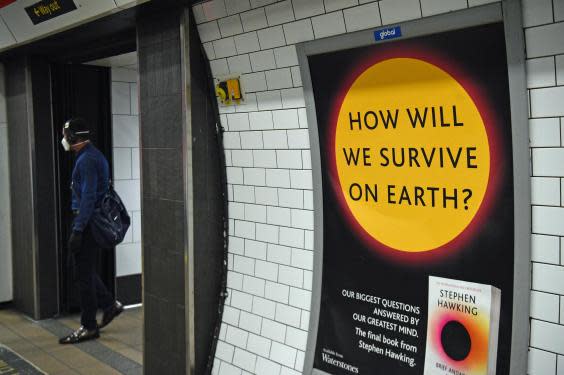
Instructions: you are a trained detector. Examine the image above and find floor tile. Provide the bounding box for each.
[0,307,144,374]
[115,347,142,364]
[50,347,105,370]
[25,351,72,374]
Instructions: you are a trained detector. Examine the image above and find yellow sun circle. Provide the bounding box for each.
[335,58,490,252]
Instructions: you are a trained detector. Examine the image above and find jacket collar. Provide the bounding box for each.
[76,142,92,157]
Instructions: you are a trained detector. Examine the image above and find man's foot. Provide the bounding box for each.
[59,326,99,344]
[100,301,124,329]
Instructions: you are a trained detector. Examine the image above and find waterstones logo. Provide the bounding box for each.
[321,353,359,374]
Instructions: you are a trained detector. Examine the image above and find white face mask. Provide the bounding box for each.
[61,137,71,151]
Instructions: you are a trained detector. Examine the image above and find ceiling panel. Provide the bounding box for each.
[115,0,150,10]
[86,51,137,67]
[0,15,15,50]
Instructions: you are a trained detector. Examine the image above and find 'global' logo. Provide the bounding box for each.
[380,29,396,39]
[374,26,402,41]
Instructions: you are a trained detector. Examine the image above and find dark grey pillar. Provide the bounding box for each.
[138,6,226,375]
[138,9,188,375]
[5,57,59,319]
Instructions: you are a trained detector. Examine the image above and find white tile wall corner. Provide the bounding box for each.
[343,2,382,32]
[557,55,564,85]
[532,148,564,176]
[556,0,564,22]
[111,66,142,277]
[311,12,346,39]
[323,0,357,13]
[0,63,12,302]
[528,347,557,375]
[112,67,137,83]
[292,0,324,20]
[532,234,560,264]
[113,115,140,148]
[522,0,553,28]
[113,82,132,115]
[532,176,561,207]
[116,242,142,277]
[531,319,564,354]
[525,22,564,58]
[528,0,564,358]
[529,118,560,147]
[420,0,467,17]
[379,0,422,25]
[526,57,556,88]
[530,290,560,322]
[530,86,564,117]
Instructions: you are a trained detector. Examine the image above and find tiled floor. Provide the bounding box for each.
[0,306,143,374]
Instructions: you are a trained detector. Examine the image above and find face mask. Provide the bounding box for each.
[61,137,71,151]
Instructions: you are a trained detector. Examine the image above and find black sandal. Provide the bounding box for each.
[100,301,124,329]
[59,326,100,344]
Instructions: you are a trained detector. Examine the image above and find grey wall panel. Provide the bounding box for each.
[6,58,36,316]
[141,148,184,201]
[30,59,58,318]
[142,198,186,255]
[6,57,59,319]
[0,63,13,304]
[139,95,182,149]
[0,122,12,303]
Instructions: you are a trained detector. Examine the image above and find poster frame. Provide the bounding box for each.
[297,2,530,375]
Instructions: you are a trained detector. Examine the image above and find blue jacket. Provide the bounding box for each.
[71,143,110,232]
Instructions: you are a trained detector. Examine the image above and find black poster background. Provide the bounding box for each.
[310,23,514,375]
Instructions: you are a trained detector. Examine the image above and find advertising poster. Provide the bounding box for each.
[309,23,514,374]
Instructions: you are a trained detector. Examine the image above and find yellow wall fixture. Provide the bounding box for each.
[215,77,243,105]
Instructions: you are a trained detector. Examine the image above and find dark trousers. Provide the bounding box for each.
[74,226,114,330]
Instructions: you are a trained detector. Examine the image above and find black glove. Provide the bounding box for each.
[68,231,83,253]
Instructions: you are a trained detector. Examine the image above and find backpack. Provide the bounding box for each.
[90,185,131,248]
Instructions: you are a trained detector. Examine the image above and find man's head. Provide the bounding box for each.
[61,118,90,152]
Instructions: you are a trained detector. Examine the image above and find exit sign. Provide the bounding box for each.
[25,0,77,25]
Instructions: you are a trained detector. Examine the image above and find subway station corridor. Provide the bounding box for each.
[0,307,143,374]
[1,0,564,374]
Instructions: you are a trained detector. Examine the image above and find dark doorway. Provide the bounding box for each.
[50,63,115,313]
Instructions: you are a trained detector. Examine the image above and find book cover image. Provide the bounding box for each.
[424,276,501,375]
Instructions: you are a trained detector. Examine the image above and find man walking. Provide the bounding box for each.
[59,118,124,344]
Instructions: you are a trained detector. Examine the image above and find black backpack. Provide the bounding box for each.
[90,185,131,248]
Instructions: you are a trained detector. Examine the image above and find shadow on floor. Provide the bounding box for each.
[0,306,143,374]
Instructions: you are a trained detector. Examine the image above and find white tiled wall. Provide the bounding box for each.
[0,63,12,303]
[111,67,142,278]
[526,1,564,372]
[193,0,564,374]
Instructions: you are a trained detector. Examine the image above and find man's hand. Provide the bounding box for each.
[68,231,83,253]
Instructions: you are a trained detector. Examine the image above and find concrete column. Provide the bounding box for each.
[138,6,225,375]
